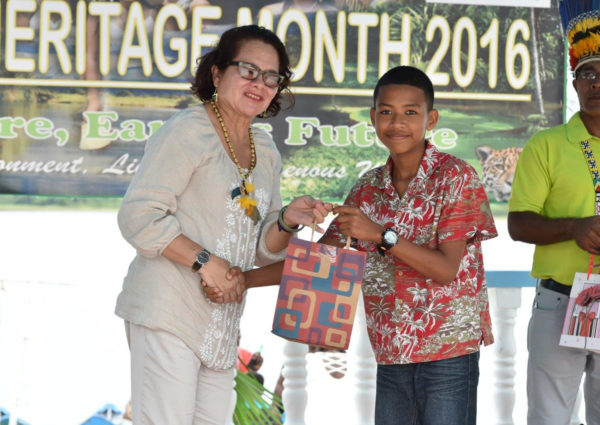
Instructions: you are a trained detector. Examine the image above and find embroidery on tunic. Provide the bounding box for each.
[198,179,270,369]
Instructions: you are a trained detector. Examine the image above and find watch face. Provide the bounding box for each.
[383,230,398,245]
[197,250,211,264]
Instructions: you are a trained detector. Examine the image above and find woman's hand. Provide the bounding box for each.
[284,196,333,232]
[199,257,244,303]
[334,205,384,243]
[203,266,246,303]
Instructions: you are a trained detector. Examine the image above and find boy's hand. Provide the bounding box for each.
[334,205,384,243]
[227,266,247,303]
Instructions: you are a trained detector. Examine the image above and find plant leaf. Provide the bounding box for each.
[233,370,284,425]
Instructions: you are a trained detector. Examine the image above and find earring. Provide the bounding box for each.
[211,89,218,102]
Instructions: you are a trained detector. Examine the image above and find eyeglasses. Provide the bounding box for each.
[576,70,600,82]
[229,61,285,88]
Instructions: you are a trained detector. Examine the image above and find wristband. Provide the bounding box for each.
[277,205,304,233]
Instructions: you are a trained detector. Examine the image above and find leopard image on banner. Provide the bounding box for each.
[475,146,523,203]
[272,237,366,350]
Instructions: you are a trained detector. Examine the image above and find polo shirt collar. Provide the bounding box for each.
[567,112,596,143]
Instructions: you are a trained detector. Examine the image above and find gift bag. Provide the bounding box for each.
[559,257,600,353]
[272,233,366,350]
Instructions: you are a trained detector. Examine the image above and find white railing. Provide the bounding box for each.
[280,278,585,425]
[1,279,585,425]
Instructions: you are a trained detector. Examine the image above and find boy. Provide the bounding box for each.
[319,66,497,425]
[209,66,497,425]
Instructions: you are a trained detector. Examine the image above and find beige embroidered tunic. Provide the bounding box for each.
[115,105,285,370]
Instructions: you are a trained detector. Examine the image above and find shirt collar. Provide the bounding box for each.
[377,141,441,192]
[566,112,597,143]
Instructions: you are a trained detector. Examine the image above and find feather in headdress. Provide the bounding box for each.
[560,0,600,70]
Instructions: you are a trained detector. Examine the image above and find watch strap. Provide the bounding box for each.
[377,228,398,256]
[192,249,211,272]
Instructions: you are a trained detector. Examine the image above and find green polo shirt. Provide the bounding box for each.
[509,112,599,285]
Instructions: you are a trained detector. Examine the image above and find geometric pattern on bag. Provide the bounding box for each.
[272,237,366,350]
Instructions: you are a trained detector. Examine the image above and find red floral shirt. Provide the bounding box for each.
[325,143,497,364]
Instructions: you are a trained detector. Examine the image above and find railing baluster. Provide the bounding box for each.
[282,340,309,425]
[348,294,376,425]
[491,287,522,425]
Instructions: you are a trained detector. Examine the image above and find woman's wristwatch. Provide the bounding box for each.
[192,248,211,272]
[377,228,398,255]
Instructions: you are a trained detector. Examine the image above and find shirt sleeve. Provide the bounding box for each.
[117,113,197,257]
[508,134,550,214]
[437,163,497,244]
[254,140,286,267]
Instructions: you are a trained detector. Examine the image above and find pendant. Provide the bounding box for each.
[231,186,242,199]
[231,179,250,199]
[230,180,261,224]
[239,195,261,224]
[248,205,261,224]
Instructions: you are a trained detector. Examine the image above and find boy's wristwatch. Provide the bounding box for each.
[192,248,211,272]
[378,228,399,255]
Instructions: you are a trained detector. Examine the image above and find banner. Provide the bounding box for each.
[0,0,564,216]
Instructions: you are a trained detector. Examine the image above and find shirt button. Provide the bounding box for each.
[397,271,403,276]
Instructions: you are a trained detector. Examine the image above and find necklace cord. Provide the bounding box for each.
[210,100,256,181]
[209,100,261,223]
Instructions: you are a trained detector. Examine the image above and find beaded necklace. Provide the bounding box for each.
[580,139,600,280]
[210,100,261,223]
[580,140,600,216]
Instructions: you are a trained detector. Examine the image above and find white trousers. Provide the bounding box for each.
[125,322,236,425]
[527,283,600,425]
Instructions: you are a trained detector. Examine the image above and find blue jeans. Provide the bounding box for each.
[375,352,480,425]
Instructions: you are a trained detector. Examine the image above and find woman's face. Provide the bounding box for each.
[212,39,281,120]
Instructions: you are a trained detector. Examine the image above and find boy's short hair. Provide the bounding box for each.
[373,66,434,110]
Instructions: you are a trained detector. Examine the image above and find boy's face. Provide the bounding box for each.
[370,84,438,157]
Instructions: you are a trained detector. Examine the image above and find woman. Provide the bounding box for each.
[115,25,331,425]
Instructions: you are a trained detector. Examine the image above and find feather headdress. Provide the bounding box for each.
[560,0,600,71]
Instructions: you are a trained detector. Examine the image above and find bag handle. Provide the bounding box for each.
[310,222,352,249]
[583,258,595,351]
[588,254,598,279]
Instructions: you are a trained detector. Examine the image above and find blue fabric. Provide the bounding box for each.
[374,352,479,425]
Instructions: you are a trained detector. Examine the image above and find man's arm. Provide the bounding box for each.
[508,211,600,254]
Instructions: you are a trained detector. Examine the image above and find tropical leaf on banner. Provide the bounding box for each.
[233,369,283,425]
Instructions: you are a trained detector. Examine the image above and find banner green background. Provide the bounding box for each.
[0,0,565,217]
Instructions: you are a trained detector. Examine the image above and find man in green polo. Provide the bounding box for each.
[508,2,600,424]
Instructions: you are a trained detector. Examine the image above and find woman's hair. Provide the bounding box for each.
[191,25,294,118]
